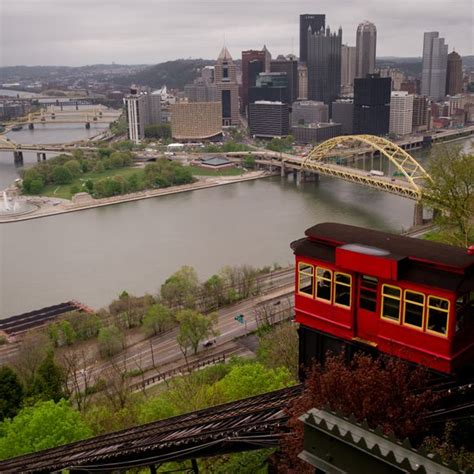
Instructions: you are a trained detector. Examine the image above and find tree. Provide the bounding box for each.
[144,123,172,139]
[176,309,218,356]
[97,326,125,358]
[422,145,474,247]
[0,399,91,460]
[52,165,73,184]
[32,351,64,402]
[202,274,226,311]
[243,154,256,169]
[142,303,174,336]
[109,292,153,329]
[277,354,439,473]
[161,266,200,309]
[0,366,23,421]
[64,159,82,177]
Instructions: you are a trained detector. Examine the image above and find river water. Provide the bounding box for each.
[0,126,472,318]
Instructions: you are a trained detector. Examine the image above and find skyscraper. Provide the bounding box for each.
[353,73,391,135]
[389,91,414,136]
[355,21,377,79]
[446,50,463,96]
[215,46,239,126]
[341,45,356,94]
[241,50,266,113]
[298,64,308,100]
[299,14,325,63]
[249,72,289,104]
[270,55,298,104]
[421,32,448,101]
[307,26,342,113]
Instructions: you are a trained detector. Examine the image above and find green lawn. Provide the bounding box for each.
[188,166,245,177]
[41,167,143,199]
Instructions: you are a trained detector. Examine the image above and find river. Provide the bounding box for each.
[0,127,472,318]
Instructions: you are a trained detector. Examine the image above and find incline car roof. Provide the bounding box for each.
[303,223,474,271]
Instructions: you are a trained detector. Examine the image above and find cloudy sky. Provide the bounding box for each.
[1,0,472,66]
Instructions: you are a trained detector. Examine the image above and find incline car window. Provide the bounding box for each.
[404,290,425,328]
[334,272,351,308]
[316,267,332,302]
[381,285,401,322]
[359,275,378,311]
[298,262,314,296]
[427,296,449,336]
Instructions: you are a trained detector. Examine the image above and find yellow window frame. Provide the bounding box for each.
[298,261,314,297]
[402,289,425,330]
[334,272,352,309]
[315,266,333,303]
[426,295,450,338]
[380,284,402,323]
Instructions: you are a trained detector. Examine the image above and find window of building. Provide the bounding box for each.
[316,267,332,302]
[381,285,401,322]
[359,275,378,312]
[334,272,352,308]
[427,296,450,336]
[298,262,314,297]
[403,290,425,329]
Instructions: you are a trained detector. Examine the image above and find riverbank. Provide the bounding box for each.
[0,170,275,223]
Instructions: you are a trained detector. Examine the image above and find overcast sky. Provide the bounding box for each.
[1,0,472,67]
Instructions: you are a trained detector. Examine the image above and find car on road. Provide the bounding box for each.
[203,339,217,348]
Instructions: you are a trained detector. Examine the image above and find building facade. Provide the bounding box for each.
[292,122,342,144]
[214,47,240,126]
[389,91,414,135]
[378,68,405,91]
[446,51,463,96]
[299,14,326,63]
[270,56,298,104]
[241,50,267,113]
[353,73,391,135]
[291,100,328,125]
[184,79,217,103]
[412,95,430,132]
[248,101,289,137]
[307,26,342,112]
[123,87,161,144]
[332,99,354,134]
[341,45,356,94]
[355,21,377,79]
[249,72,289,104]
[421,32,448,101]
[298,64,309,100]
[170,102,222,140]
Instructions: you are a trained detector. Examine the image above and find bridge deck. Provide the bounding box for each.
[0,384,302,473]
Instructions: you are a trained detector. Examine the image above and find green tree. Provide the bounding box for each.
[32,351,64,402]
[127,173,141,192]
[202,274,226,310]
[64,159,81,177]
[0,399,91,460]
[243,154,256,169]
[97,326,124,358]
[85,179,94,193]
[142,304,174,335]
[161,265,200,309]
[176,309,218,356]
[144,123,172,139]
[72,149,84,160]
[0,366,23,421]
[93,161,105,173]
[52,165,73,184]
[422,146,474,247]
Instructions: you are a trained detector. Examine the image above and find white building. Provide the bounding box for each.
[123,87,161,144]
[389,91,414,136]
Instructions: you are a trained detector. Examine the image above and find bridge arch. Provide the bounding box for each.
[302,135,432,200]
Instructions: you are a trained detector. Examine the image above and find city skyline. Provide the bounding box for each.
[1,0,472,67]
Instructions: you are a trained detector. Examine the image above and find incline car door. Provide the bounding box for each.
[355,274,379,342]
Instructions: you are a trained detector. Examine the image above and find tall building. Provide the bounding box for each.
[270,55,298,104]
[299,14,325,63]
[241,50,266,113]
[421,32,448,101]
[379,68,405,91]
[214,47,240,126]
[341,45,356,94]
[389,91,414,136]
[248,101,289,137]
[298,64,308,100]
[332,99,354,134]
[170,102,222,140]
[446,50,463,96]
[262,45,272,72]
[123,87,161,144]
[249,72,289,104]
[412,95,430,132]
[353,73,391,135]
[355,21,377,78]
[184,67,217,103]
[291,101,328,125]
[307,26,342,112]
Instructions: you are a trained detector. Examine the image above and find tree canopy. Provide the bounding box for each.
[176,309,218,356]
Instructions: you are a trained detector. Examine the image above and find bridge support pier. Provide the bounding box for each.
[280,162,286,177]
[85,122,90,129]
[13,151,24,165]
[36,152,47,162]
[413,203,424,227]
[28,123,34,130]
